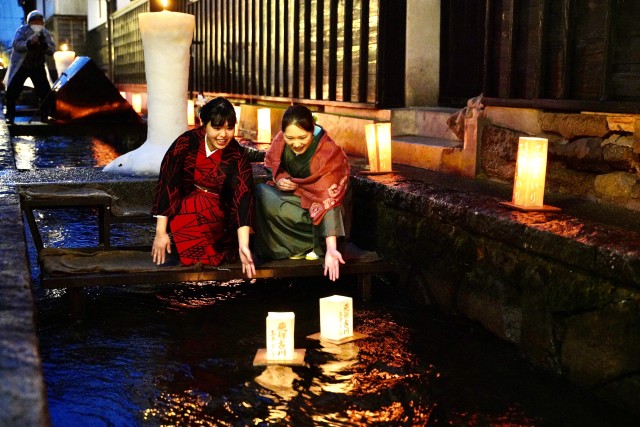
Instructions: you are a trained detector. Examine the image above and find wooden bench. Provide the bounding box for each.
[20,185,154,251]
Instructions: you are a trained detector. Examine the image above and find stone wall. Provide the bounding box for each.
[350,171,640,417]
[480,107,640,211]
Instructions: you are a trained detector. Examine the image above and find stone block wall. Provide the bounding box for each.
[479,107,640,212]
[350,173,640,417]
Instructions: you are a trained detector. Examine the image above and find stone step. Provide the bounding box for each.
[391,135,463,170]
[391,107,460,141]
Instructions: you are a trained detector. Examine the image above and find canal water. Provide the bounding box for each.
[17,135,640,426]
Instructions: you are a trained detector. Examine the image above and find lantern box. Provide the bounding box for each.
[360,122,396,175]
[501,136,560,212]
[254,312,305,366]
[307,295,368,344]
[257,107,272,143]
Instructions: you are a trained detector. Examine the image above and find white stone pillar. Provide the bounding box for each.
[104,10,195,176]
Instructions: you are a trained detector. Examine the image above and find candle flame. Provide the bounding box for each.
[161,0,168,10]
[60,43,69,51]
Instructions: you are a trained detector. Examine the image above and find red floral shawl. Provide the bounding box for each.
[265,129,350,225]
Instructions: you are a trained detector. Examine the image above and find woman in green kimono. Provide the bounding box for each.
[254,105,351,281]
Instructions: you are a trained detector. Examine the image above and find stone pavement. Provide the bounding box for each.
[0,119,49,426]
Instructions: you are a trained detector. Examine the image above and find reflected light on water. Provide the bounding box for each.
[91,138,121,166]
[14,137,37,170]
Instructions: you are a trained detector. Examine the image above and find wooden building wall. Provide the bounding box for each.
[441,0,640,111]
[174,0,406,108]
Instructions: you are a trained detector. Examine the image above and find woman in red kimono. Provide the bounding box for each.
[151,97,255,278]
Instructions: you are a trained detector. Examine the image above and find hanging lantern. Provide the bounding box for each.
[501,137,560,212]
[363,122,393,174]
[257,108,271,142]
[320,295,353,341]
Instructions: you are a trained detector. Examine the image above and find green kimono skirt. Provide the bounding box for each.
[253,183,350,260]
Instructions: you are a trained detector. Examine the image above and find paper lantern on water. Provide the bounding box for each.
[320,295,353,341]
[266,312,295,361]
[364,122,393,173]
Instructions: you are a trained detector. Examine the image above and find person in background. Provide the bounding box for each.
[3,10,55,124]
[151,97,256,279]
[254,105,351,281]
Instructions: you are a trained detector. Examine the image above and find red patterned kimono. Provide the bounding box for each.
[152,127,254,266]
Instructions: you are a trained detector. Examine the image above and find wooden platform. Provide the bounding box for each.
[39,247,393,297]
[21,187,395,318]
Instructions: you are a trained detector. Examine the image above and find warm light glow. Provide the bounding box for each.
[234,105,242,136]
[320,295,353,341]
[119,91,127,100]
[161,0,169,10]
[364,122,393,172]
[266,312,295,360]
[187,99,195,126]
[53,48,76,76]
[13,138,37,170]
[131,93,143,113]
[257,108,271,142]
[512,137,549,208]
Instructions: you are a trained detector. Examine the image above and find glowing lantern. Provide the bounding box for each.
[502,137,559,211]
[131,93,143,114]
[364,122,393,173]
[254,312,306,366]
[187,99,195,126]
[266,312,295,360]
[103,2,195,175]
[320,295,353,341]
[53,43,76,76]
[257,108,271,142]
[234,105,242,136]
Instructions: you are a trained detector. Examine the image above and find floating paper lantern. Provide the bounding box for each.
[364,122,393,173]
[320,295,353,341]
[266,312,295,361]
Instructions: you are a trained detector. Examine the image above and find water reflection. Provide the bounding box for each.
[30,209,640,426]
[12,135,121,169]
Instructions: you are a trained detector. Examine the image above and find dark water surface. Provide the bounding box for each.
[27,211,640,427]
[19,137,640,426]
